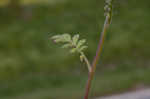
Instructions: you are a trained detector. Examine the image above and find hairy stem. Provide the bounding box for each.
[80,52,91,72]
[84,16,110,99]
[84,0,113,98]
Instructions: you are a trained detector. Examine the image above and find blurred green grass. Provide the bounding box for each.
[0,0,149,74]
[0,0,150,98]
[0,0,66,6]
[1,66,150,99]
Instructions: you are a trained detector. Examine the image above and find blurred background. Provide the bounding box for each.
[0,0,150,99]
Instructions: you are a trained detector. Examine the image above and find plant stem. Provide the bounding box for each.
[80,52,92,72]
[84,0,113,97]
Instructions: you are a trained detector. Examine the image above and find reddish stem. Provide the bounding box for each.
[84,15,111,99]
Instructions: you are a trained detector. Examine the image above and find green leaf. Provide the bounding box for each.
[51,35,61,39]
[72,34,79,45]
[77,39,86,48]
[79,46,88,51]
[51,33,88,54]
[51,34,71,43]
[70,48,77,53]
[53,38,62,43]
[62,34,71,42]
[62,43,72,48]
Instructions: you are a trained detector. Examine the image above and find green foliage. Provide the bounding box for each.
[51,33,91,71]
[51,34,88,54]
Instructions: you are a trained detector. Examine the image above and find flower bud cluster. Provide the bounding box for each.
[104,0,113,17]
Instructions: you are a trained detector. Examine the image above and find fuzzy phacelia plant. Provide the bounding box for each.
[50,0,113,99]
[51,34,91,72]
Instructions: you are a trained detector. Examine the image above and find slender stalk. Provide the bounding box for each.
[84,0,113,98]
[80,52,92,72]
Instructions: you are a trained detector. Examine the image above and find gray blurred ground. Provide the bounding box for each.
[96,89,150,99]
